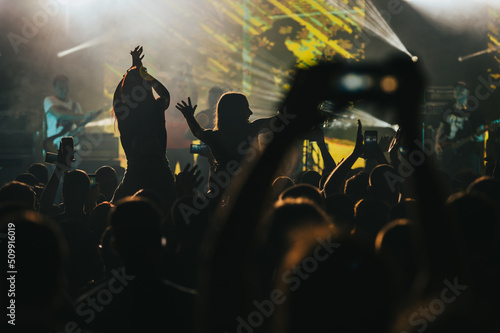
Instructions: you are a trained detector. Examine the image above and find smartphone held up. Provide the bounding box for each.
[44,136,76,167]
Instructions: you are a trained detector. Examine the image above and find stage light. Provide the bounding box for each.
[341,73,372,92]
[380,75,398,93]
[57,35,108,57]
[328,0,416,61]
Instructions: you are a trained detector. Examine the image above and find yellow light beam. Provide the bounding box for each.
[305,0,353,34]
[267,0,354,59]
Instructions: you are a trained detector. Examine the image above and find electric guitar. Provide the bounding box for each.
[440,119,500,161]
[43,109,104,153]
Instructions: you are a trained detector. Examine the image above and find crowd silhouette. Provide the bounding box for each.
[2,47,500,333]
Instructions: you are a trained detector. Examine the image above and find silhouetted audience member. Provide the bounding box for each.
[88,201,114,249]
[279,183,325,209]
[111,46,177,212]
[76,197,196,333]
[375,219,422,299]
[258,198,333,296]
[0,209,87,332]
[95,165,118,202]
[15,172,39,187]
[453,168,481,193]
[168,195,210,288]
[53,169,102,298]
[176,92,284,198]
[132,188,165,215]
[16,171,45,204]
[353,197,390,245]
[272,225,396,333]
[270,175,295,202]
[195,86,224,191]
[343,171,369,204]
[324,193,355,236]
[367,164,401,207]
[0,181,37,209]
[445,192,499,258]
[298,170,322,188]
[467,175,500,208]
[28,162,49,185]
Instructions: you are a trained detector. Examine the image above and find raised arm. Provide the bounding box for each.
[323,119,363,197]
[306,127,336,190]
[39,140,73,214]
[140,67,170,110]
[128,45,171,110]
[176,97,209,142]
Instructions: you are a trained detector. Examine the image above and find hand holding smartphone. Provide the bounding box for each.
[45,136,75,168]
[190,143,210,157]
[363,130,378,159]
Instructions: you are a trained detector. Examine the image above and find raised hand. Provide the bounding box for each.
[130,45,144,68]
[175,97,197,117]
[175,163,204,197]
[378,135,392,153]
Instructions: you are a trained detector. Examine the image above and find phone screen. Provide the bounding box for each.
[45,152,58,164]
[190,144,208,154]
[364,130,378,146]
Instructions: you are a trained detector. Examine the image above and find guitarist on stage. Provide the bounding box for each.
[434,81,486,176]
[43,74,96,153]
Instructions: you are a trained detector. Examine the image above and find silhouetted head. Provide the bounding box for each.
[324,193,355,234]
[215,92,253,131]
[15,173,39,187]
[375,219,421,293]
[112,67,159,137]
[446,192,499,256]
[133,188,164,215]
[208,86,224,108]
[95,166,118,201]
[299,170,322,188]
[344,171,369,203]
[259,198,334,290]
[88,201,114,244]
[271,176,295,202]
[109,197,163,270]
[0,181,36,209]
[467,176,500,207]
[368,164,400,206]
[354,197,391,243]
[272,226,395,333]
[453,168,480,190]
[28,163,49,185]
[0,209,68,311]
[62,169,90,210]
[279,183,325,209]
